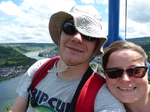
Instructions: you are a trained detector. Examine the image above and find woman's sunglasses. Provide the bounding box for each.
[105,66,148,79]
[61,21,97,41]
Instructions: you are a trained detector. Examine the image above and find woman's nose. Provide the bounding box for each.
[120,71,132,82]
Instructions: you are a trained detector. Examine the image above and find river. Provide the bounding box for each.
[0,51,45,111]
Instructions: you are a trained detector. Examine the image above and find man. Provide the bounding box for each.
[10,5,125,112]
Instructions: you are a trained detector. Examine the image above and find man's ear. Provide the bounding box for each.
[95,40,99,49]
[103,71,107,77]
[58,39,60,46]
[57,33,61,47]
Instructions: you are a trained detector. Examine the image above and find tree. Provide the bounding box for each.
[2,104,12,112]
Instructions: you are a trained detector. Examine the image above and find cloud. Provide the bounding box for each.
[0,0,150,43]
[81,0,94,4]
[127,0,150,23]
[119,0,150,38]
[0,0,76,43]
[0,1,24,16]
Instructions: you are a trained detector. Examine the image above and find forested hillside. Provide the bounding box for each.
[0,46,36,67]
[126,37,150,42]
[127,41,150,63]
[0,40,150,67]
[133,41,150,52]
[0,43,56,53]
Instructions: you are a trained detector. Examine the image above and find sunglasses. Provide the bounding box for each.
[61,21,97,41]
[105,66,148,79]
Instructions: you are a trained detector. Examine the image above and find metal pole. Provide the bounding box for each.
[104,0,125,47]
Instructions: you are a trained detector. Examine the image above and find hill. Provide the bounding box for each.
[0,38,150,66]
[126,37,150,53]
[0,43,56,53]
[126,37,150,63]
[126,36,150,42]
[0,46,37,68]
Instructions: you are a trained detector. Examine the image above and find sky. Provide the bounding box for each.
[0,0,150,43]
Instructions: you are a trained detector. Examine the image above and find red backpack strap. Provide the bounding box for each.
[31,56,60,90]
[75,73,106,112]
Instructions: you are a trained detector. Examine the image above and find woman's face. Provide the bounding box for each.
[105,49,149,103]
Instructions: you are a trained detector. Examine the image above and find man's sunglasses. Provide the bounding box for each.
[105,66,148,79]
[61,21,97,41]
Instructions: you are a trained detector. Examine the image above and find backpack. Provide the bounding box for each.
[27,56,106,112]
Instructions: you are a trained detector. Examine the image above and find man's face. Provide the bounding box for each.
[58,19,97,66]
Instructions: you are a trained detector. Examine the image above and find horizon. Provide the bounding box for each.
[0,36,150,44]
[0,0,150,43]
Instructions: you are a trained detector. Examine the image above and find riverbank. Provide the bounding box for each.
[0,51,44,83]
[0,74,23,111]
[0,72,25,83]
[0,51,45,111]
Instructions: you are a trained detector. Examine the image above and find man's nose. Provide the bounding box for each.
[71,32,83,43]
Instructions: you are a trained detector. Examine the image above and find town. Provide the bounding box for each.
[0,65,30,82]
[0,50,104,82]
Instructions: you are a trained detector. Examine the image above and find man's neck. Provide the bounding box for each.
[56,58,90,80]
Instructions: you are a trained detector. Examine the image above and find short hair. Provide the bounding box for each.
[102,41,148,70]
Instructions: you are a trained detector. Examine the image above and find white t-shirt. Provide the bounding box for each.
[16,58,125,112]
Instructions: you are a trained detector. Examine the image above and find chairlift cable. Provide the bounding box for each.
[125,0,127,40]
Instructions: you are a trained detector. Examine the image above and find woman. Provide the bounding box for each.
[102,41,150,112]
